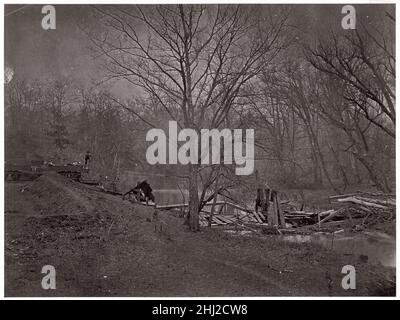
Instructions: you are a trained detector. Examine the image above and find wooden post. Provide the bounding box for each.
[276,193,285,228]
[208,168,221,228]
[265,188,275,226]
[272,193,279,226]
[267,204,274,226]
[259,188,268,225]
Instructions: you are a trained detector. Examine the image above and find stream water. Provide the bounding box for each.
[280,231,396,267]
[153,189,190,205]
[153,189,223,205]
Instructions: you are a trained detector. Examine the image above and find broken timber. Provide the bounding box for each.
[337,197,389,210]
[157,199,273,227]
[256,187,286,228]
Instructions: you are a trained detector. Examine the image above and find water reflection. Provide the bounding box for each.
[281,231,395,267]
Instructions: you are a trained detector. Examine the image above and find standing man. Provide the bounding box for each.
[84,151,92,167]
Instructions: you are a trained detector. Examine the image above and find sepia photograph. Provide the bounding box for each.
[2,1,396,300]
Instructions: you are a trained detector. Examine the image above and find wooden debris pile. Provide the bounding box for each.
[279,192,395,230]
[156,189,395,232]
[279,199,317,227]
[326,193,395,228]
[199,203,266,227]
[158,201,268,227]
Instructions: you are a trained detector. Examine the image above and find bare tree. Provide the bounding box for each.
[45,80,72,162]
[5,79,47,160]
[316,76,394,192]
[249,60,340,191]
[304,16,395,192]
[87,4,288,230]
[306,19,395,138]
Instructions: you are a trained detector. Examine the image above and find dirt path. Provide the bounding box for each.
[4,178,395,297]
[42,174,95,213]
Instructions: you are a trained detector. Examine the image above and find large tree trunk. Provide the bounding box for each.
[208,165,221,228]
[188,164,200,231]
[310,150,322,186]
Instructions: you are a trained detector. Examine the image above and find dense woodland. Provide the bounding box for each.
[5,5,395,230]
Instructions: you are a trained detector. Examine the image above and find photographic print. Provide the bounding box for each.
[3,1,396,299]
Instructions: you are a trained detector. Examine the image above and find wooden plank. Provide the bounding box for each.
[157,203,189,210]
[258,212,266,220]
[252,211,260,222]
[157,201,226,210]
[199,215,209,226]
[225,201,255,214]
[213,216,227,225]
[221,216,237,223]
[318,209,341,224]
[329,193,361,201]
[215,215,233,224]
[227,217,238,224]
[252,212,263,223]
[267,202,274,226]
[273,198,279,226]
[250,215,259,222]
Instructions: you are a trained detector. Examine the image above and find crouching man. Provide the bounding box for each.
[123,180,155,205]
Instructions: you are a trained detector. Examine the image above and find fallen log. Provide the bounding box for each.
[337,197,388,209]
[157,201,225,210]
[284,211,316,216]
[355,196,396,207]
[329,193,361,201]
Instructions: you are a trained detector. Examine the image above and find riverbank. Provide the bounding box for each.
[5,175,395,296]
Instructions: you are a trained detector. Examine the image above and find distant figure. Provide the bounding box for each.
[84,151,91,166]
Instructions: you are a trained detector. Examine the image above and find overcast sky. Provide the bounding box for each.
[4,4,394,99]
